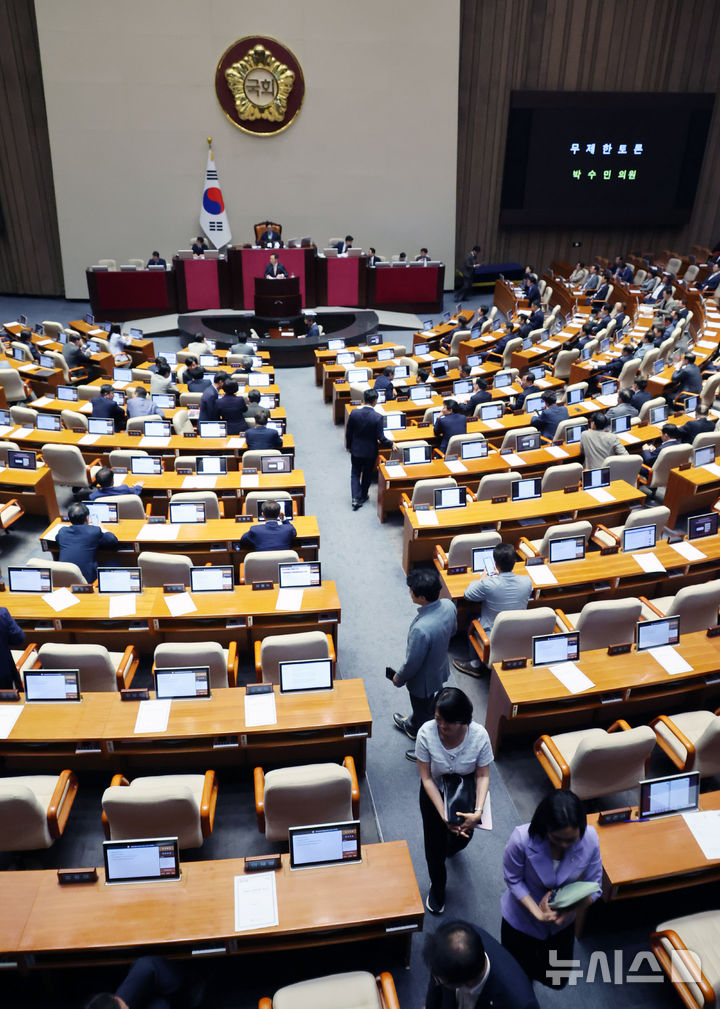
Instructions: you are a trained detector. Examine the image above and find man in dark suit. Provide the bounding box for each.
[17,328,41,362]
[239,499,296,552]
[462,378,492,416]
[91,384,126,431]
[216,380,248,434]
[679,405,716,443]
[243,388,265,423]
[434,399,467,454]
[531,391,568,442]
[264,253,288,279]
[305,316,319,338]
[185,366,211,393]
[416,247,431,262]
[85,954,201,1009]
[345,388,392,509]
[0,605,25,690]
[258,224,281,246]
[629,378,652,412]
[56,502,119,582]
[89,467,142,500]
[373,366,396,401]
[424,920,539,1009]
[367,246,381,267]
[146,251,166,268]
[514,373,540,412]
[198,372,225,423]
[671,352,703,395]
[699,263,720,293]
[334,234,354,255]
[191,236,208,257]
[525,274,540,305]
[458,245,481,301]
[63,333,92,372]
[245,409,282,450]
[642,424,682,466]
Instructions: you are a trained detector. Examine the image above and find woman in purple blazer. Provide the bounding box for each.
[500,791,602,988]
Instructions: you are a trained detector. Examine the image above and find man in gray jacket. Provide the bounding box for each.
[392,568,457,757]
[580,411,629,470]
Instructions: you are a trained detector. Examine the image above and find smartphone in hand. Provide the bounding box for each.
[385,666,397,682]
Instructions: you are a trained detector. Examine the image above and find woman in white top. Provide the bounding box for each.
[415,687,493,916]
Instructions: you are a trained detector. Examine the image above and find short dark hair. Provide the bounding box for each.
[541,391,556,406]
[417,368,430,382]
[68,502,89,525]
[369,247,376,254]
[223,380,239,396]
[188,366,205,381]
[213,372,226,386]
[247,389,261,403]
[592,411,608,430]
[255,409,270,426]
[618,389,632,404]
[134,386,148,398]
[529,790,587,840]
[684,353,696,364]
[444,398,460,413]
[95,467,113,488]
[662,423,680,439]
[459,364,471,377]
[420,247,428,254]
[157,364,170,377]
[152,251,160,257]
[85,995,124,1009]
[435,687,473,725]
[406,568,441,602]
[345,235,353,242]
[474,378,487,391]
[261,499,281,520]
[100,384,113,396]
[493,542,516,573]
[383,366,394,377]
[363,389,378,404]
[634,378,647,390]
[423,921,486,986]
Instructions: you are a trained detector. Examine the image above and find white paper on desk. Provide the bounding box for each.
[536,379,551,388]
[182,475,217,489]
[140,436,171,448]
[633,551,666,574]
[41,523,63,542]
[78,433,100,445]
[648,645,693,676]
[483,418,503,430]
[527,564,558,587]
[585,487,615,503]
[654,376,670,386]
[32,396,52,407]
[164,591,197,616]
[113,472,127,487]
[682,810,720,860]
[226,437,246,448]
[618,432,640,444]
[502,453,524,466]
[12,427,33,438]
[702,462,720,478]
[41,587,80,613]
[240,474,260,488]
[137,523,178,541]
[384,464,406,478]
[697,340,716,349]
[549,662,595,694]
[414,398,434,406]
[112,381,129,390]
[595,394,618,407]
[444,459,468,474]
[134,699,171,734]
[669,540,707,562]
[545,445,568,459]
[109,594,136,618]
[234,872,279,931]
[0,425,13,436]
[543,339,560,348]
[244,692,278,727]
[275,588,304,611]
[0,706,23,739]
[416,510,439,526]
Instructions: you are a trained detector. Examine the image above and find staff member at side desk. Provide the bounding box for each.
[192,236,208,257]
[239,500,296,552]
[56,502,119,583]
[264,253,288,279]
[345,388,392,510]
[0,606,25,690]
[146,251,166,268]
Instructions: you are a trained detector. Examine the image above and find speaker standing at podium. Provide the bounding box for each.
[264,253,288,279]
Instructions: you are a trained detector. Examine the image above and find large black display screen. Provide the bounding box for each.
[500,91,714,228]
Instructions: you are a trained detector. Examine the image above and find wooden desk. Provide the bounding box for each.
[108,469,307,516]
[402,480,643,570]
[2,841,422,969]
[663,464,720,527]
[69,319,155,364]
[0,679,371,773]
[486,629,720,752]
[314,341,409,386]
[9,580,340,653]
[590,792,720,901]
[0,464,59,520]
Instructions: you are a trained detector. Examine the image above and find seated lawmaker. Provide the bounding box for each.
[531,391,568,441]
[57,502,118,583]
[18,328,41,362]
[91,384,126,431]
[215,379,248,433]
[514,373,540,412]
[671,352,702,395]
[630,378,652,412]
[605,388,638,421]
[434,399,467,454]
[641,423,682,466]
[334,235,353,255]
[63,332,92,372]
[127,387,157,419]
[239,499,296,552]
[462,377,491,416]
[146,250,166,268]
[89,466,142,499]
[679,404,716,443]
[305,316,319,338]
[374,366,396,401]
[185,366,211,392]
[244,409,282,449]
[264,253,288,279]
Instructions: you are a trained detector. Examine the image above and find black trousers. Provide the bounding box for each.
[406,692,437,735]
[419,783,473,900]
[350,454,376,500]
[115,955,186,1009]
[500,917,575,989]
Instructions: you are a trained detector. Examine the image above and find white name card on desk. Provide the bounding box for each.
[414,398,434,406]
[501,453,524,467]
[618,432,640,444]
[244,691,277,727]
[595,394,618,407]
[240,475,260,488]
[109,594,137,619]
[545,446,568,459]
[444,460,467,474]
[182,475,217,490]
[536,379,551,388]
[585,487,615,504]
[32,396,52,407]
[0,425,13,436]
[113,473,127,487]
[140,437,171,448]
[702,463,720,479]
[12,427,33,438]
[697,340,716,349]
[416,510,439,526]
[134,699,171,734]
[543,339,560,348]
[234,872,279,931]
[79,434,100,445]
[549,662,595,694]
[670,540,706,562]
[648,645,693,676]
[483,419,503,430]
[632,551,666,574]
[384,464,406,478]
[226,437,246,448]
[137,524,179,541]
[41,587,80,613]
[112,381,130,390]
[0,706,23,739]
[527,564,558,587]
[275,588,304,611]
[164,591,197,617]
[682,810,720,860]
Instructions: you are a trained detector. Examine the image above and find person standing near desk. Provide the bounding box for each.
[345,388,392,510]
[0,605,25,690]
[91,384,126,431]
[199,372,225,423]
[458,246,481,302]
[56,502,119,582]
[305,316,320,338]
[580,412,628,470]
[335,235,354,255]
[216,379,248,434]
[435,400,467,454]
[264,253,288,279]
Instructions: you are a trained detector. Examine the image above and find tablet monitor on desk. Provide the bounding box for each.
[24,669,80,702]
[431,361,448,377]
[414,342,430,356]
[383,413,406,431]
[279,657,333,694]
[0,408,11,425]
[129,327,143,339]
[453,379,474,397]
[278,561,321,588]
[336,352,355,366]
[694,445,715,468]
[466,354,482,368]
[197,455,227,475]
[36,414,62,432]
[346,369,367,385]
[169,502,206,524]
[199,355,218,368]
[12,347,25,362]
[638,771,700,821]
[39,353,56,368]
[113,368,133,382]
[402,445,432,465]
[260,455,291,473]
[144,421,172,438]
[472,548,497,575]
[566,387,585,405]
[87,502,118,526]
[103,838,181,884]
[653,358,666,374]
[548,536,586,564]
[581,345,592,361]
[190,566,234,592]
[163,352,177,366]
[479,403,504,422]
[511,477,541,502]
[375,348,393,362]
[494,372,513,389]
[423,320,433,331]
[636,615,680,651]
[327,339,345,350]
[460,439,488,460]
[151,394,176,412]
[288,821,361,870]
[84,313,94,325]
[523,395,543,415]
[259,395,276,409]
[564,423,584,446]
[154,667,210,699]
[256,498,293,520]
[434,486,467,510]
[522,338,532,350]
[532,631,580,667]
[410,385,432,401]
[649,405,669,425]
[688,512,718,539]
[516,431,541,452]
[198,422,227,438]
[97,567,141,593]
[600,339,611,354]
[8,566,51,593]
[112,391,126,407]
[682,394,699,414]
[610,415,631,434]
[88,417,115,436]
[131,456,162,475]
[622,524,656,553]
[7,450,37,470]
[582,467,610,489]
[57,385,79,403]
[601,379,617,396]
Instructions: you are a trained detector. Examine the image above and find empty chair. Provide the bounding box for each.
[0,369,29,404]
[561,382,588,404]
[683,264,700,284]
[41,444,101,489]
[153,641,237,688]
[552,416,588,444]
[173,456,197,472]
[618,356,641,391]
[553,348,579,381]
[0,495,23,531]
[469,607,557,668]
[475,470,522,501]
[0,770,78,851]
[558,597,642,651]
[445,433,487,458]
[172,407,194,435]
[109,448,150,469]
[602,453,643,485]
[243,491,294,517]
[534,720,656,799]
[33,642,139,691]
[637,396,667,423]
[97,259,116,270]
[692,431,720,452]
[255,630,334,685]
[126,258,145,269]
[396,355,418,375]
[243,549,300,584]
[518,519,593,559]
[593,504,671,548]
[61,408,89,432]
[633,268,647,285]
[639,348,662,380]
[243,449,282,471]
[666,256,682,275]
[169,490,222,519]
[700,372,720,411]
[499,427,537,452]
[500,338,522,368]
[641,580,720,634]
[9,405,37,426]
[540,462,582,493]
[42,349,78,383]
[102,771,217,849]
[409,478,458,509]
[254,758,358,840]
[40,320,63,339]
[126,414,163,433]
[261,972,401,1009]
[447,329,471,357]
[650,709,720,777]
[138,551,192,587]
[435,531,502,570]
[94,493,145,519]
[77,384,101,400]
[651,910,720,1009]
[0,441,20,464]
[27,556,87,586]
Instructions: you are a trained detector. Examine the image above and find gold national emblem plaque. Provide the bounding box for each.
[215,37,305,137]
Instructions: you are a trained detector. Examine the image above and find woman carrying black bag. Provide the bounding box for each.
[415,687,492,916]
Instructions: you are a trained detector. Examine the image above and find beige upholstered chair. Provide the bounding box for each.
[243,491,294,516]
[651,710,720,777]
[692,431,720,453]
[9,405,37,426]
[0,441,20,464]
[32,642,139,691]
[448,329,471,357]
[61,409,89,432]
[344,366,371,386]
[95,493,145,519]
[138,551,193,587]
[552,416,588,444]
[639,444,692,500]
[637,396,667,423]
[501,338,522,368]
[262,972,401,1009]
[557,597,642,651]
[444,433,487,458]
[518,519,593,559]
[408,477,458,509]
[173,455,198,473]
[97,259,117,270]
[435,531,502,571]
[109,448,150,469]
[499,428,538,452]
[553,348,579,380]
[169,490,221,519]
[255,631,335,685]
[41,320,63,339]
[102,771,217,849]
[593,504,670,549]
[77,384,101,400]
[42,444,101,488]
[0,770,78,851]
[27,556,86,586]
[534,720,656,799]
[389,439,431,464]
[0,497,24,531]
[602,454,643,485]
[153,641,237,688]
[243,449,282,471]
[700,372,720,411]
[476,470,522,501]
[396,356,418,375]
[172,407,194,435]
[561,382,588,404]
[0,368,28,404]
[469,607,557,668]
[651,910,720,1009]
[541,462,582,493]
[10,340,34,362]
[253,758,359,841]
[243,549,300,584]
[640,581,720,634]
[618,357,641,391]
[126,414,163,434]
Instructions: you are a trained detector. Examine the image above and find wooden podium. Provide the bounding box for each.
[254,277,301,318]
